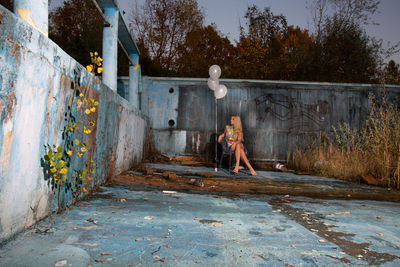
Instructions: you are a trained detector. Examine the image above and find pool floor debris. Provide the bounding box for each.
[1,163,400,266]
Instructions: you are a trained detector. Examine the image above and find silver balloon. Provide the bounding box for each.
[209,65,221,80]
[207,78,219,91]
[214,84,227,99]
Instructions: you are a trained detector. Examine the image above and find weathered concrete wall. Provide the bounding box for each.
[0,6,147,242]
[136,76,400,161]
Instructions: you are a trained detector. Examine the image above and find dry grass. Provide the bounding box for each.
[288,93,400,189]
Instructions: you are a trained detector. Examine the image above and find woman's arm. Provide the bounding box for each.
[218,126,228,143]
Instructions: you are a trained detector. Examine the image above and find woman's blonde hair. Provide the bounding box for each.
[231,116,242,138]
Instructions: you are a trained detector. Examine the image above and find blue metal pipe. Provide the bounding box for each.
[102,7,118,91]
[129,53,139,108]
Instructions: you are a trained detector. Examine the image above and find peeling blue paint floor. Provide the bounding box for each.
[1,184,400,266]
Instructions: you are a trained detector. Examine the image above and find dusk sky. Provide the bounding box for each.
[52,0,400,63]
[120,0,400,63]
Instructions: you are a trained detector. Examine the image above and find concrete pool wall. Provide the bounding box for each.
[0,4,147,242]
[118,76,400,161]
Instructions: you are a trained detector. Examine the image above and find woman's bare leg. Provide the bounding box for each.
[233,145,241,173]
[239,146,257,176]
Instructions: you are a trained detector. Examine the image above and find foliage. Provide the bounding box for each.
[276,26,315,81]
[43,52,100,212]
[86,51,103,75]
[289,93,400,188]
[129,0,204,74]
[43,145,68,184]
[49,0,103,69]
[382,60,400,85]
[175,25,236,78]
[0,0,13,11]
[46,0,398,83]
[235,6,287,80]
[312,15,380,83]
[361,93,400,182]
[307,0,399,83]
[235,6,315,81]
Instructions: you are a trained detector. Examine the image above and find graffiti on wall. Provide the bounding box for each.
[254,93,330,131]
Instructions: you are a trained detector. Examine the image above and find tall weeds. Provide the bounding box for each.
[288,93,400,188]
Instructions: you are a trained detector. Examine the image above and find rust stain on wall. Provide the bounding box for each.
[45,76,54,130]
[0,9,5,23]
[8,38,22,64]
[5,92,16,122]
[0,130,13,168]
[107,141,116,181]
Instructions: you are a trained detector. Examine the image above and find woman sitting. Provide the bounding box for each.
[218,116,257,176]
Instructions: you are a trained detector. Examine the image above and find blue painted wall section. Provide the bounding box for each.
[134,77,400,161]
[0,6,147,242]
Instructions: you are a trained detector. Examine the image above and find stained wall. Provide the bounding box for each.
[0,6,147,242]
[135,77,400,161]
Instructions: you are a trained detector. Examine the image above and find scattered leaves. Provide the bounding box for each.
[162,190,177,194]
[54,260,67,266]
[335,211,350,215]
[87,218,97,224]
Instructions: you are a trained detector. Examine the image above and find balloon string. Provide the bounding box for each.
[215,98,217,171]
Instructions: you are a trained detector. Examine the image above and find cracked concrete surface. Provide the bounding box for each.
[0,189,399,265]
[1,163,400,266]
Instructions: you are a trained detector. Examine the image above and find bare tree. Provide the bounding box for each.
[328,0,380,26]
[307,0,380,37]
[129,0,204,73]
[307,0,328,39]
